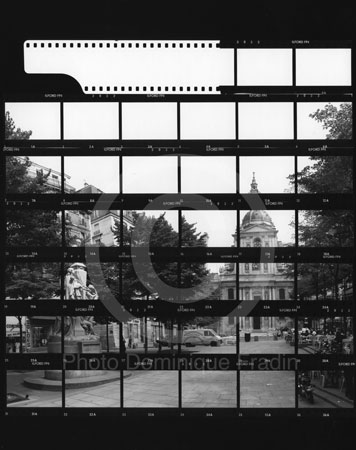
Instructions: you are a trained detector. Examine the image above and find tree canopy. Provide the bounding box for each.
[114,212,213,302]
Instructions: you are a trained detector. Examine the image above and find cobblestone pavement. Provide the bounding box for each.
[240,371,296,408]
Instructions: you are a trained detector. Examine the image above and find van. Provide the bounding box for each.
[183,328,223,347]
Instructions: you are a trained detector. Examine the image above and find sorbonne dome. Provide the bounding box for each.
[217,173,294,337]
[241,210,275,230]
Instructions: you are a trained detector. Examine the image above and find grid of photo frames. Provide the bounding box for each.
[2,41,355,417]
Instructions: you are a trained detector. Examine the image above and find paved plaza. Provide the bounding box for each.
[240,371,295,408]
[182,371,236,407]
[239,339,294,354]
[7,369,352,409]
[125,339,294,354]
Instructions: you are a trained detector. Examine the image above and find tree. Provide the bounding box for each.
[5,113,63,299]
[289,103,353,194]
[5,111,32,140]
[292,103,354,301]
[309,102,352,140]
[295,103,353,247]
[297,263,352,301]
[114,212,212,302]
[5,263,61,300]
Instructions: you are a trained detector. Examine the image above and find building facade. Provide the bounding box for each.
[218,175,294,335]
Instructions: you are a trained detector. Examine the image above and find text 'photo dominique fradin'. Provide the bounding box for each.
[2,42,355,416]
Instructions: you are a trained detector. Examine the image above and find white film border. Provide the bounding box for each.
[24,40,234,94]
[24,42,351,94]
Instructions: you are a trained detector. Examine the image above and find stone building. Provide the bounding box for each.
[218,174,294,336]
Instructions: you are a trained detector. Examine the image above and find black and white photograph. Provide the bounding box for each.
[239,263,294,300]
[297,370,354,408]
[297,317,353,355]
[181,156,236,193]
[6,156,62,193]
[65,209,121,247]
[179,317,237,354]
[1,26,355,439]
[6,209,62,247]
[64,371,122,408]
[180,262,235,302]
[297,263,352,301]
[182,371,237,408]
[5,102,61,140]
[295,49,351,86]
[5,263,61,300]
[63,102,119,139]
[123,371,178,408]
[297,102,352,140]
[239,157,294,193]
[239,317,295,354]
[298,210,354,247]
[122,102,177,140]
[122,156,178,193]
[180,102,236,140]
[240,371,296,408]
[7,370,63,408]
[236,49,293,86]
[6,316,61,354]
[238,102,294,140]
[181,211,237,247]
[240,209,295,247]
[64,156,120,193]
[123,210,178,247]
[297,156,353,194]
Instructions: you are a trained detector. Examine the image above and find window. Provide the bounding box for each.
[228,316,235,325]
[245,264,249,273]
[263,263,268,273]
[253,238,262,247]
[279,288,286,300]
[227,288,234,300]
[252,263,260,271]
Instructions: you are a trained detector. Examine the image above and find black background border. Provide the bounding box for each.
[1,1,355,449]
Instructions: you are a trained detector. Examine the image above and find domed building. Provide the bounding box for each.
[218,174,294,336]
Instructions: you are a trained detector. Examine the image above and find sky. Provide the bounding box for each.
[237,49,292,86]
[6,101,349,141]
[64,157,120,192]
[6,102,60,139]
[239,156,294,193]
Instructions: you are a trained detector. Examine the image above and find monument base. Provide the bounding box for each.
[24,370,130,391]
[27,334,126,390]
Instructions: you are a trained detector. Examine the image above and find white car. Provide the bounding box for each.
[183,329,223,347]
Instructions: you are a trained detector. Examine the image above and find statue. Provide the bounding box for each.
[51,264,99,340]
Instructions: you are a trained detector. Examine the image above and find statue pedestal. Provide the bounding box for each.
[24,334,128,390]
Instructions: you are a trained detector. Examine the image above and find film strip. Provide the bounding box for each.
[1,39,355,418]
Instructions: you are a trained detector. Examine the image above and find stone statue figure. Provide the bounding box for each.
[51,264,99,340]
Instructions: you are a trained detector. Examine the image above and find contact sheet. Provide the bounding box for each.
[1,38,355,419]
